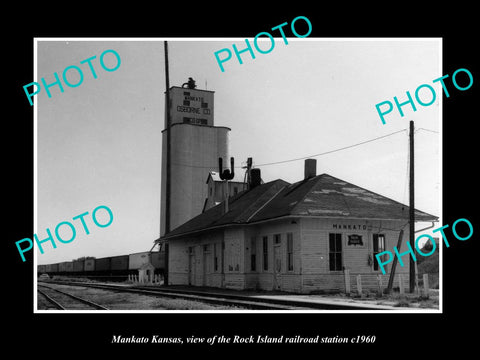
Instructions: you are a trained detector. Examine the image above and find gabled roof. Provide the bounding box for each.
[251,174,435,222]
[162,179,289,239]
[160,173,438,240]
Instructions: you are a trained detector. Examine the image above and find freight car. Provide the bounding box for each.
[72,259,85,272]
[65,262,73,273]
[58,261,68,273]
[56,261,73,274]
[84,258,95,272]
[151,251,165,270]
[45,263,59,273]
[110,255,129,273]
[94,257,111,274]
[37,251,165,282]
[129,251,155,271]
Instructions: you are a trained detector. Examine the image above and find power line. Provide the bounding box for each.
[255,128,407,167]
[417,127,439,134]
[171,128,407,169]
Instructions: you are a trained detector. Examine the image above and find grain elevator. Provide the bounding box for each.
[160,80,231,236]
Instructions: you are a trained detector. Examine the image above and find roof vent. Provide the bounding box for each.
[250,168,262,189]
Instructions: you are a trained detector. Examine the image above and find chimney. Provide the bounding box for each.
[304,159,317,179]
[250,168,262,189]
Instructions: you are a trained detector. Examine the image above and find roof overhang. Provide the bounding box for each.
[156,214,439,242]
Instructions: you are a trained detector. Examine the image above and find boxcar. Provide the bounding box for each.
[58,262,68,273]
[95,257,111,272]
[65,262,74,272]
[110,255,129,271]
[128,252,151,270]
[151,251,165,271]
[45,263,59,273]
[73,260,85,272]
[84,258,95,272]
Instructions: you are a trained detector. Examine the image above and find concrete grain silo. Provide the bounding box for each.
[160,82,230,236]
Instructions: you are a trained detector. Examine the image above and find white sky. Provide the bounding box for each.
[35,38,441,265]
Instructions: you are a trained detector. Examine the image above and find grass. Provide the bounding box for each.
[351,289,439,308]
[309,286,439,309]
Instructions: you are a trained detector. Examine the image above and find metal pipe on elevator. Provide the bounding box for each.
[218,157,235,213]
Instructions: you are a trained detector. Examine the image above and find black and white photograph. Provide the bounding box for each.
[33,38,442,313]
[6,5,478,355]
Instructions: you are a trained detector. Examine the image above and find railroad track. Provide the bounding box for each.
[38,281,396,310]
[38,284,109,310]
[39,281,298,310]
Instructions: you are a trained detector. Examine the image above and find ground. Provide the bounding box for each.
[301,289,439,309]
[38,276,440,310]
[37,280,247,310]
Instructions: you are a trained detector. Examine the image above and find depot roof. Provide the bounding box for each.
[159,173,438,240]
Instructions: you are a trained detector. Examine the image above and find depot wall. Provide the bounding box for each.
[299,218,410,293]
[167,217,411,293]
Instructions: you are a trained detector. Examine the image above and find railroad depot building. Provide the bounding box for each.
[158,159,437,293]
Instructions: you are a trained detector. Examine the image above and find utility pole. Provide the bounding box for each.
[163,41,171,285]
[409,120,415,293]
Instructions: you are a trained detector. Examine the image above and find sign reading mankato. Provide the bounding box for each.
[332,224,367,230]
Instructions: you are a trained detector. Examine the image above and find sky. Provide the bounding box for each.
[35,38,441,265]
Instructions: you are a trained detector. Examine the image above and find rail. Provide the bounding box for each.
[38,284,109,310]
[39,281,398,310]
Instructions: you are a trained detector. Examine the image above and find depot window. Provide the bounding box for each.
[262,236,268,271]
[214,243,218,272]
[250,236,256,271]
[274,234,281,245]
[373,234,386,271]
[287,233,293,271]
[329,233,342,271]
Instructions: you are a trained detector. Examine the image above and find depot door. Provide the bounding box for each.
[202,245,211,287]
[188,247,195,285]
[273,244,282,290]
